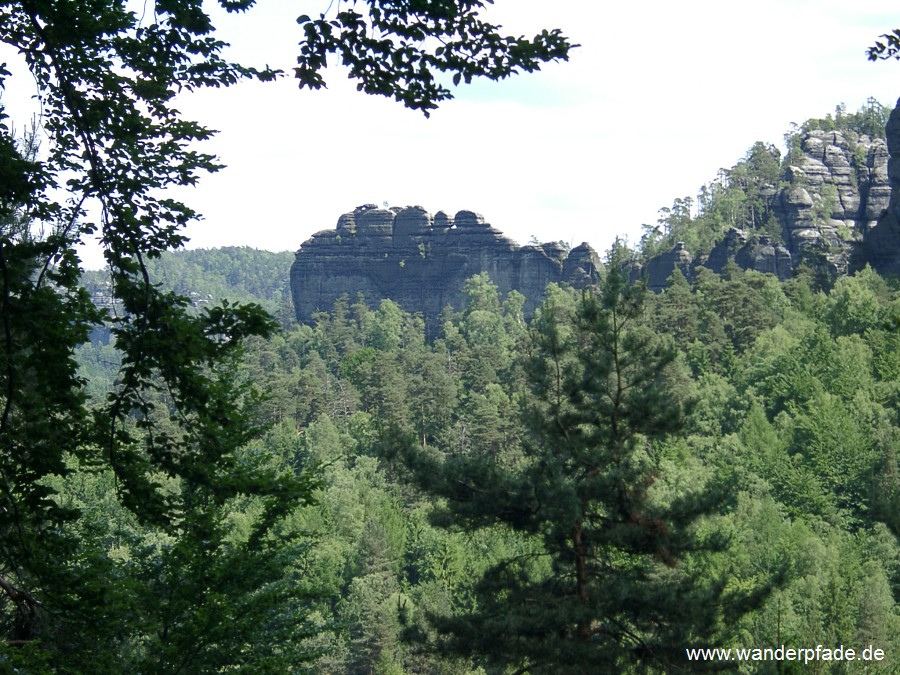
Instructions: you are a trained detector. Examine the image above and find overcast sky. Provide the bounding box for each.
[3,1,900,268]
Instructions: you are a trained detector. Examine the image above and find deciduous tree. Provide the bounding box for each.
[0,0,572,668]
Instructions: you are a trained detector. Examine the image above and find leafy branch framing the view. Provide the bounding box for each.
[0,0,572,670]
[869,28,900,62]
[296,0,573,114]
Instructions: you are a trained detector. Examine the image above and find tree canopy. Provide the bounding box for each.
[0,1,572,670]
[2,4,898,672]
[296,0,573,114]
[65,242,900,673]
[869,28,900,62]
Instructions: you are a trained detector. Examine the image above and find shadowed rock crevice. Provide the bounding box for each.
[864,100,900,276]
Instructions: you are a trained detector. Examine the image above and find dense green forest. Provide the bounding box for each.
[66,234,900,672]
[81,247,296,322]
[2,0,899,666]
[53,102,900,672]
[0,0,574,671]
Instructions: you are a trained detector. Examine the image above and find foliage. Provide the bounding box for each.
[870,28,900,65]
[643,141,783,258]
[52,252,900,672]
[639,100,892,262]
[2,1,897,667]
[380,261,778,673]
[295,0,573,115]
[797,99,892,139]
[0,0,573,670]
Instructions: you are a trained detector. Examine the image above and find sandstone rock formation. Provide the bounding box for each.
[775,128,889,275]
[863,100,900,276]
[643,122,893,285]
[290,205,601,332]
[291,110,900,317]
[646,242,694,291]
[704,228,793,281]
[630,243,694,291]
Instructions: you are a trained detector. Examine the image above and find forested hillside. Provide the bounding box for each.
[18,0,900,672]
[81,246,295,320]
[636,99,896,284]
[70,239,900,672]
[66,110,900,670]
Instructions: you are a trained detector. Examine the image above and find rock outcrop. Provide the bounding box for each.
[290,205,601,332]
[642,122,894,286]
[704,228,793,281]
[630,242,695,291]
[775,128,889,275]
[863,101,900,276]
[291,109,900,316]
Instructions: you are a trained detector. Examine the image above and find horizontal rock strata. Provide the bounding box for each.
[290,205,601,332]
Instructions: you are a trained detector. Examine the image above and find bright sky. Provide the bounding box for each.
[3,1,900,268]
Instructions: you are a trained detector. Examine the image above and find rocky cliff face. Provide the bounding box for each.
[777,128,889,275]
[290,205,601,331]
[630,242,694,291]
[704,229,794,281]
[644,120,896,283]
[863,102,900,276]
[291,109,900,317]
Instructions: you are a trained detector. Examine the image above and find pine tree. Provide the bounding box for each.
[392,261,763,673]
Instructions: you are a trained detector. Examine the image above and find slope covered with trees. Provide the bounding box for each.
[1,0,898,667]
[71,241,900,672]
[638,98,893,280]
[0,0,573,671]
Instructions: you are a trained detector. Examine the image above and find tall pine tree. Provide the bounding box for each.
[391,260,763,673]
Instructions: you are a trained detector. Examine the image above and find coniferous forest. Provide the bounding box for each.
[70,204,900,672]
[2,1,900,673]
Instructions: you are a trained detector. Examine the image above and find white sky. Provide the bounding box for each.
[3,1,900,268]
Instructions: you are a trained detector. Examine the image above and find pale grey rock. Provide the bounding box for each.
[768,123,891,276]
